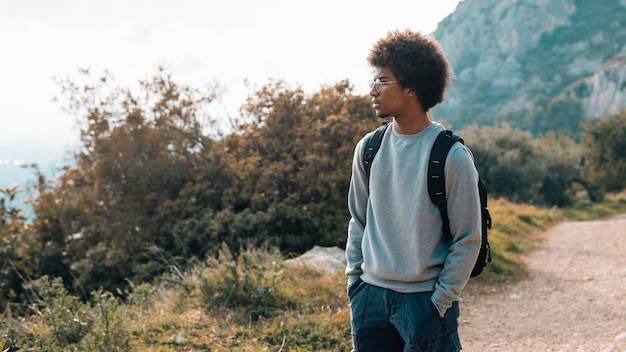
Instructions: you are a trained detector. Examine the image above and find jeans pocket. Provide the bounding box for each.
[429,298,443,319]
[347,278,363,298]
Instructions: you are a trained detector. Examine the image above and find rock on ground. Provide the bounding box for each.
[285,245,346,273]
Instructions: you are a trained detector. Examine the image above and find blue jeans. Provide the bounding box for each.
[348,279,461,352]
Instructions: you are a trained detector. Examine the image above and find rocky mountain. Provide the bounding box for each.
[432,0,626,131]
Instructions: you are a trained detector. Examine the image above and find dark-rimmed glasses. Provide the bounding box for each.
[369,78,399,93]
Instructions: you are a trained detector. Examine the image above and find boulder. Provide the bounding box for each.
[285,245,346,273]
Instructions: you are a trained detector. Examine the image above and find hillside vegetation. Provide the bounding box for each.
[433,0,626,132]
[1,65,626,350]
[5,1,626,349]
[2,194,625,351]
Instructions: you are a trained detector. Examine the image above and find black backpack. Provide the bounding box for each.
[363,123,492,277]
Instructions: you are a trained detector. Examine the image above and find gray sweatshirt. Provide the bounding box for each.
[345,121,481,317]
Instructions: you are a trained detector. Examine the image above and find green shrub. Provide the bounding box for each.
[199,243,293,319]
[14,276,131,351]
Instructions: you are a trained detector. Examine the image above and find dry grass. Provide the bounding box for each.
[3,194,626,351]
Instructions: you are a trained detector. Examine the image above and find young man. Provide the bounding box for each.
[345,29,482,351]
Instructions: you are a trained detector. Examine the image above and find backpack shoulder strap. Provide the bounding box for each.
[363,122,390,178]
[428,129,463,241]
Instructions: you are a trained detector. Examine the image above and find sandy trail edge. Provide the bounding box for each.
[459,214,626,352]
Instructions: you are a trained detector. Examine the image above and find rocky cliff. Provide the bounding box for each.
[562,53,626,119]
[431,0,626,131]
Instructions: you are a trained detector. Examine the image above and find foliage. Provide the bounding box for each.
[28,67,224,296]
[523,96,585,139]
[560,190,626,220]
[459,124,584,205]
[212,79,376,253]
[434,0,626,134]
[4,66,624,319]
[0,187,30,311]
[5,70,378,304]
[528,0,626,85]
[6,195,626,351]
[1,248,351,351]
[581,110,626,192]
[1,276,131,351]
[198,243,293,317]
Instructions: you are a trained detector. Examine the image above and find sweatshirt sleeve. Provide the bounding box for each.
[431,144,482,317]
[345,136,370,284]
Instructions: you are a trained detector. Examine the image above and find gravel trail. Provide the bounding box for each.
[459,215,626,351]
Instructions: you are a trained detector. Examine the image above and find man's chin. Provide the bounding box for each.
[376,112,389,119]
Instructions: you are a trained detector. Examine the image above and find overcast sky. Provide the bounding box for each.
[0,0,461,162]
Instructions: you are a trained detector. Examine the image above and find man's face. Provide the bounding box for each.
[369,67,410,119]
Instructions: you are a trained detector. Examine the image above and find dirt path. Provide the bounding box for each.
[459,214,626,351]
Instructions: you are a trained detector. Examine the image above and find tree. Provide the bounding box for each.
[460,124,582,205]
[461,124,541,203]
[545,96,585,139]
[29,72,376,296]
[215,79,375,253]
[535,132,584,206]
[581,110,626,192]
[30,67,224,294]
[0,187,29,309]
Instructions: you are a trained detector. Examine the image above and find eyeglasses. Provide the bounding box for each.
[369,78,399,93]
